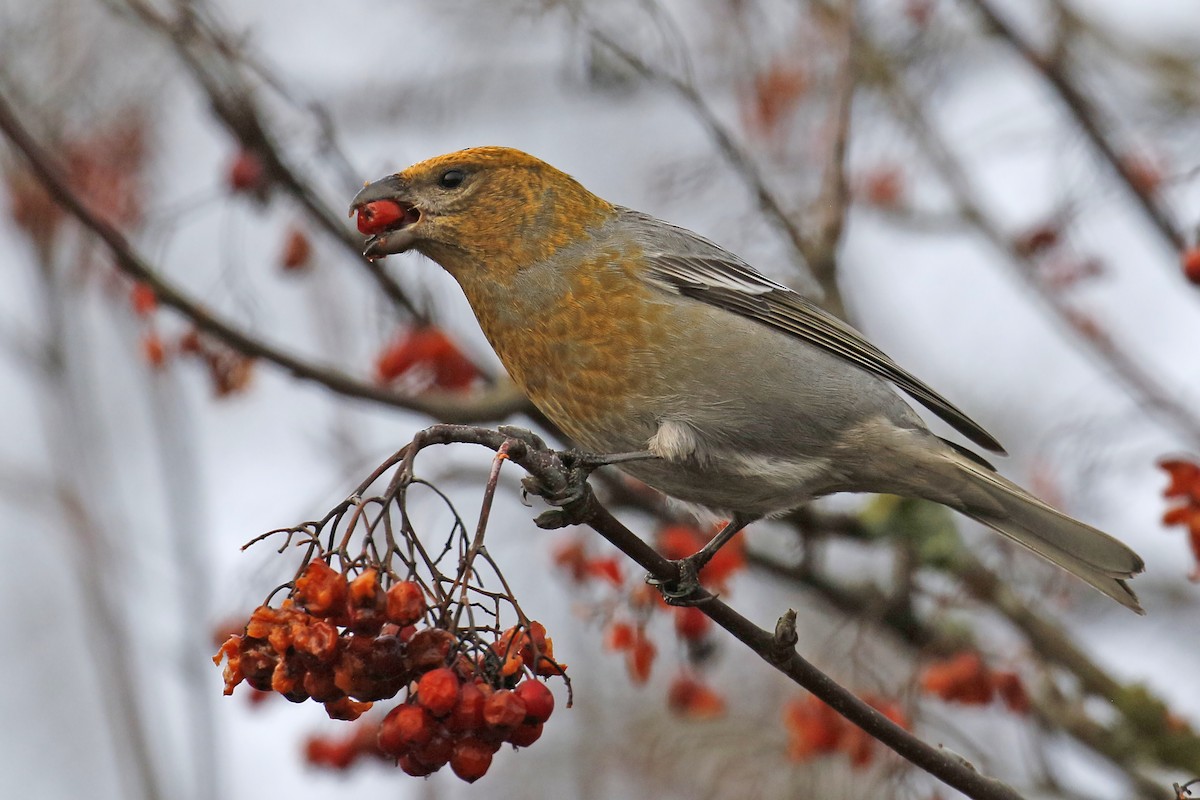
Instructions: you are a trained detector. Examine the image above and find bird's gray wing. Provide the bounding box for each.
[628,213,1006,454]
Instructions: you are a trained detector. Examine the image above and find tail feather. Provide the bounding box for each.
[939,451,1145,614]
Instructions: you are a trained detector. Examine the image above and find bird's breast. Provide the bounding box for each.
[459,251,674,450]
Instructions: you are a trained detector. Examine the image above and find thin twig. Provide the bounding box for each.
[967,0,1185,252]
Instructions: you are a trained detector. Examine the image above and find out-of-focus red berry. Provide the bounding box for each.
[992,671,1030,714]
[673,606,711,641]
[141,332,167,369]
[920,652,994,705]
[783,694,844,761]
[514,679,554,723]
[280,226,312,271]
[1181,248,1200,286]
[585,556,623,585]
[129,282,158,317]
[417,668,461,717]
[227,150,267,195]
[385,581,427,626]
[604,621,635,651]
[667,675,726,720]
[627,632,656,685]
[375,327,479,391]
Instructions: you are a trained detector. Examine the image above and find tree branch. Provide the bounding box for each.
[403,423,1027,800]
[0,88,531,423]
[967,0,1185,253]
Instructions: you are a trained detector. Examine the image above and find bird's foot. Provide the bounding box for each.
[520,448,654,530]
[646,554,714,607]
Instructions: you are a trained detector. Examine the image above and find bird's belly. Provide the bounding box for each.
[617,450,837,516]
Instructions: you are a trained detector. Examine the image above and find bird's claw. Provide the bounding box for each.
[646,557,713,606]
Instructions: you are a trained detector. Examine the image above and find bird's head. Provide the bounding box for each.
[349,146,614,280]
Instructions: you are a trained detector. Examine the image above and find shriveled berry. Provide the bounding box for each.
[356,200,405,235]
[378,703,435,756]
[513,679,554,723]
[294,561,348,620]
[347,569,386,635]
[366,634,408,680]
[417,667,461,717]
[482,689,526,730]
[407,628,455,672]
[385,581,427,626]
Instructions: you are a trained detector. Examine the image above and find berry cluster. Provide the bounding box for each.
[377,668,554,781]
[215,561,565,783]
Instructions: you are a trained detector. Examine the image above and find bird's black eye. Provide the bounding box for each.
[439,169,465,189]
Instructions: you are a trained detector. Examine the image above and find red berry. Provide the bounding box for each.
[129,282,157,317]
[385,581,427,626]
[673,606,711,641]
[411,733,454,770]
[513,680,554,723]
[1182,247,1200,285]
[448,680,488,732]
[280,227,311,271]
[397,752,436,777]
[417,668,460,717]
[141,332,167,369]
[449,738,493,783]
[482,689,526,730]
[378,703,434,756]
[227,150,266,194]
[506,721,543,747]
[356,200,405,235]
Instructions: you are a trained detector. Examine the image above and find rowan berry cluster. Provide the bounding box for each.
[214,560,565,783]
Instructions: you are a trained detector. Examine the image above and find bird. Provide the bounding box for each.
[349,146,1145,613]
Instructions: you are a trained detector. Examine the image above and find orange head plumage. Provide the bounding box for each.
[350,146,616,284]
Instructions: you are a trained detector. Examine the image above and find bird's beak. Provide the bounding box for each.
[349,175,421,260]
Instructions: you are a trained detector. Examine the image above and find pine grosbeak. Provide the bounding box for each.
[351,146,1144,612]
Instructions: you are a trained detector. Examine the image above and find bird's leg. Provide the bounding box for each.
[520,448,658,529]
[649,513,756,605]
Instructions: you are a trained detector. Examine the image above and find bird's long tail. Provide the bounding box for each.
[931,448,1145,614]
